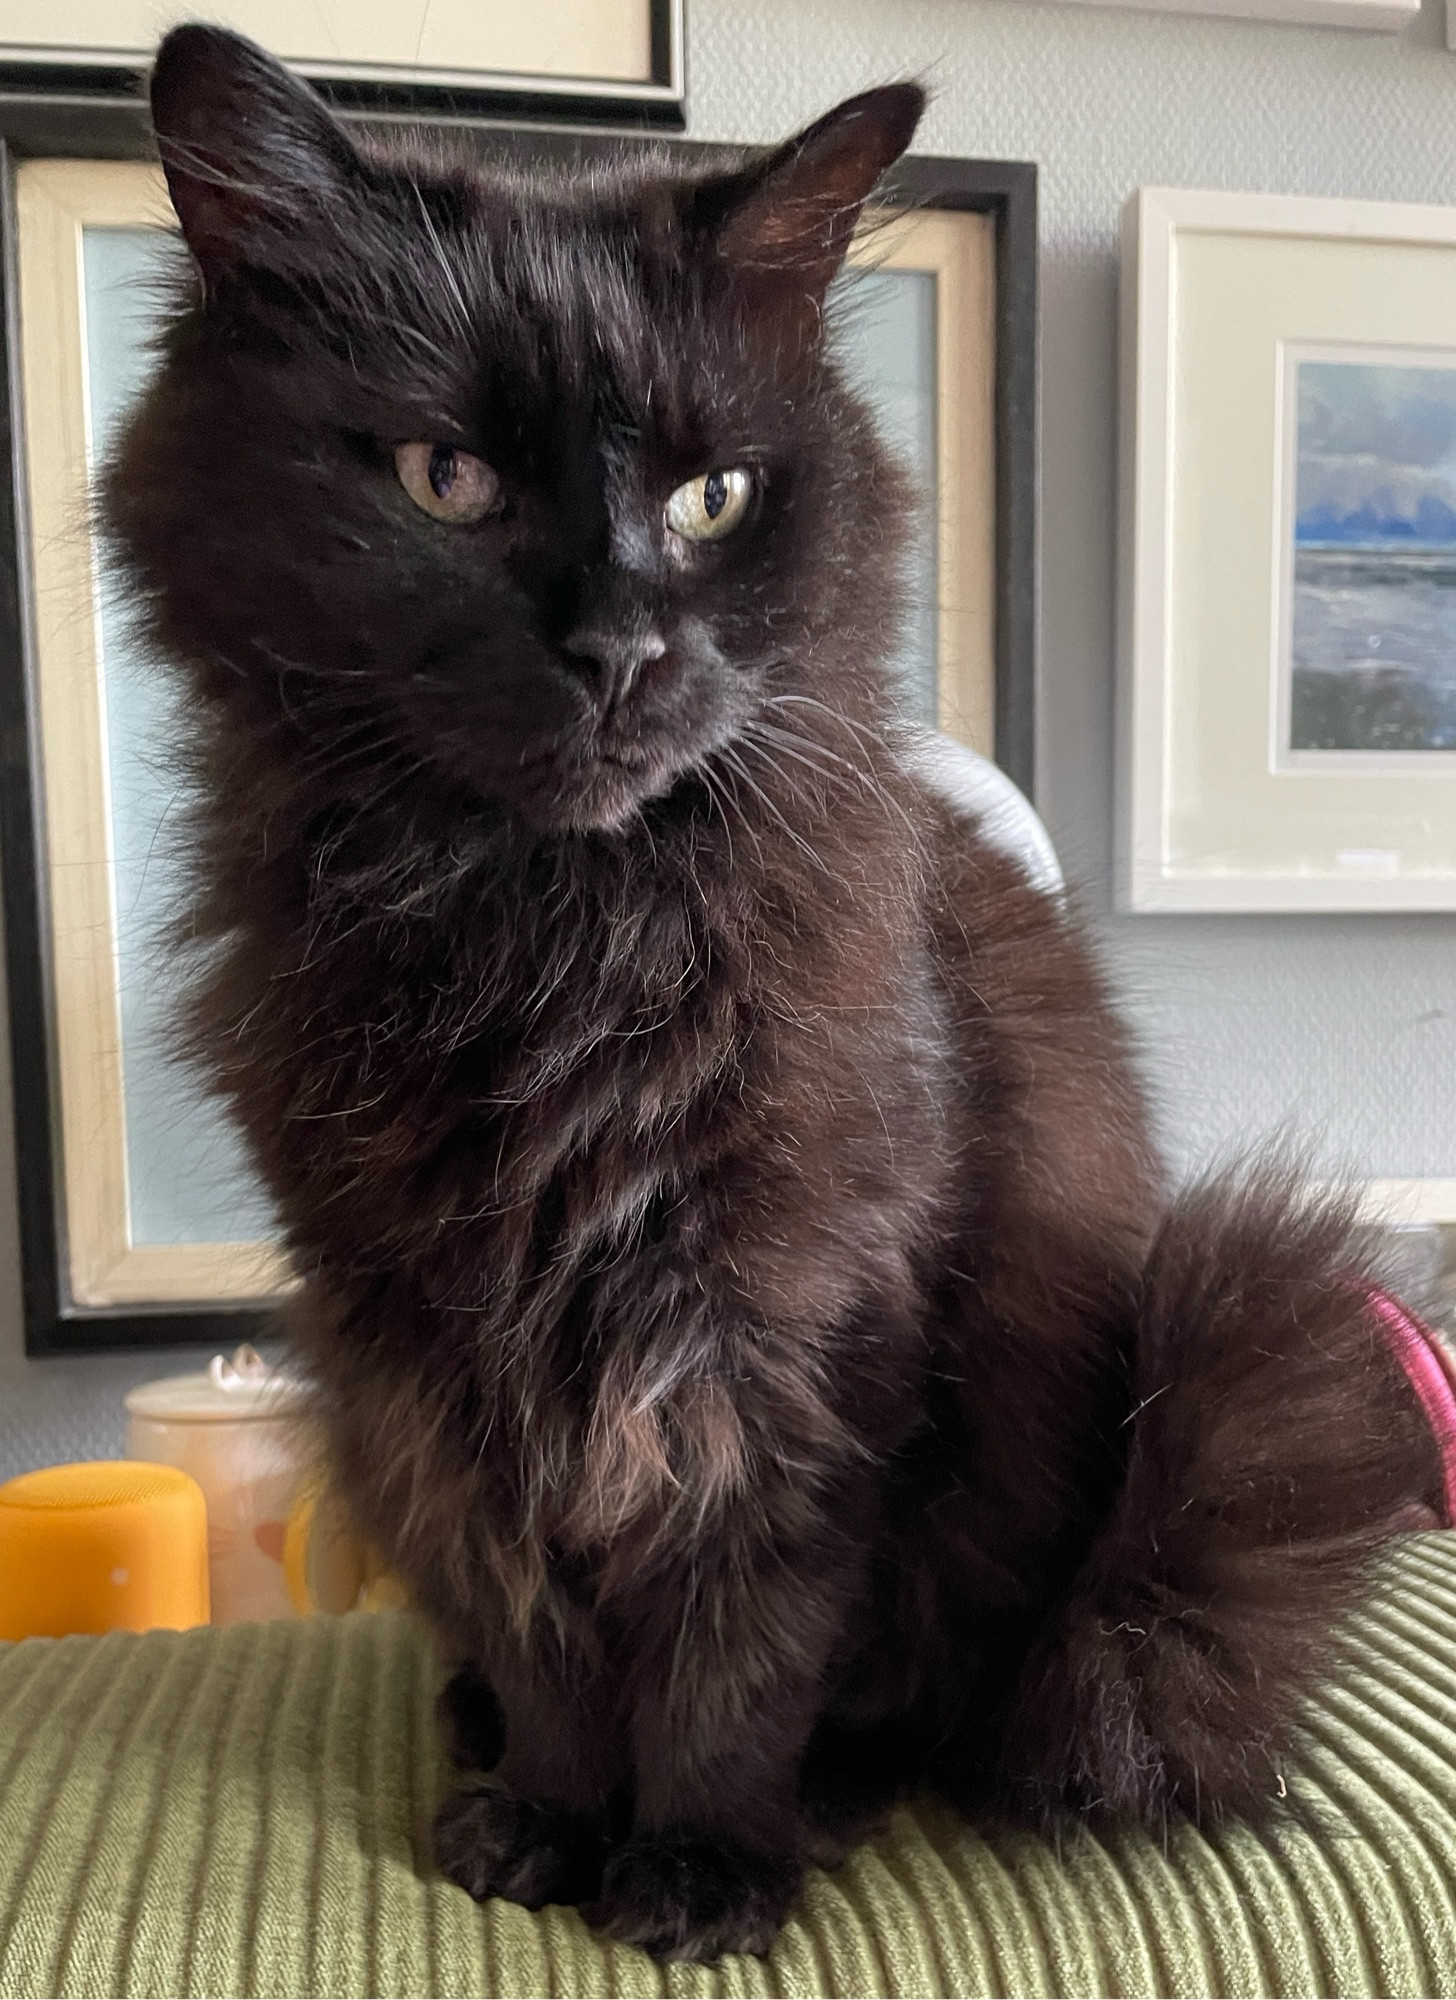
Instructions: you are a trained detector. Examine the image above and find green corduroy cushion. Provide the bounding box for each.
[2,1535,1456,1998]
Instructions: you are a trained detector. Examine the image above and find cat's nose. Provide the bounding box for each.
[562,625,667,715]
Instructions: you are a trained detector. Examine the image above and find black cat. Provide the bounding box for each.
[102,27,1439,1961]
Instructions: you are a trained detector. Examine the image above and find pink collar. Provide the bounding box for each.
[1368,1286,1456,1527]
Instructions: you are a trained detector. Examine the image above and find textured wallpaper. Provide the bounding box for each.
[687,0,1456,1183]
[1,0,1453,1467]
[0,1349,210,1486]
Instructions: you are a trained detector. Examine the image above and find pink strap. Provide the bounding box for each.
[1368,1286,1456,1527]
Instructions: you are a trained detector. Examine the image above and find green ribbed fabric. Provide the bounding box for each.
[3,1537,1456,1998]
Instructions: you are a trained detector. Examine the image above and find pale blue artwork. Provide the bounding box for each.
[82,226,280,1247]
[1290,358,1456,752]
[829,268,938,722]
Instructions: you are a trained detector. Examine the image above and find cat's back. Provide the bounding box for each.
[906,735,1162,1248]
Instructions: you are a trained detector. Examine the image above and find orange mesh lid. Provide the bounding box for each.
[0,1461,201,1511]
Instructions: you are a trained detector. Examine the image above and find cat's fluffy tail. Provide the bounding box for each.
[1001,1170,1442,1827]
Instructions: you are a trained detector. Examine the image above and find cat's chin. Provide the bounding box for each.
[536,749,693,837]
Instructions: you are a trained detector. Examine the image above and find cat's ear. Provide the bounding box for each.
[699,84,926,310]
[150,25,365,284]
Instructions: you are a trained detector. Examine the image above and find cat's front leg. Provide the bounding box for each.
[583,1516,860,1961]
[434,1636,620,1911]
[438,1661,506,1772]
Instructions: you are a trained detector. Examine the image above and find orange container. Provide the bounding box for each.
[0,1460,210,1641]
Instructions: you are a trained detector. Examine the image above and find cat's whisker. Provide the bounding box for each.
[715,743,828,875]
[702,752,769,872]
[695,763,738,877]
[746,717,921,845]
[733,739,856,864]
[740,726,849,791]
[746,721,856,772]
[764,691,888,759]
[741,720,868,803]
[760,699,922,841]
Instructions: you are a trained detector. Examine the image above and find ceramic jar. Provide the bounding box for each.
[124,1344,312,1625]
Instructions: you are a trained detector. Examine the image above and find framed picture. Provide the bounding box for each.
[1118,186,1456,914]
[1365,1181,1456,1228]
[0,0,685,127]
[1,116,1036,1352]
[1059,0,1414,28]
[838,207,997,754]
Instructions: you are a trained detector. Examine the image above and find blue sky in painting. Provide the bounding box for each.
[1295,360,1456,548]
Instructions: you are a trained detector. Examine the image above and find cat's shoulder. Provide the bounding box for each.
[904,729,1063,902]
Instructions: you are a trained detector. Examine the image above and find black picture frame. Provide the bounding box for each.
[0,87,1037,1355]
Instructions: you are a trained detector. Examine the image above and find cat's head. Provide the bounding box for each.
[106,27,923,835]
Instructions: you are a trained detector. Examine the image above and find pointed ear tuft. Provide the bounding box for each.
[706,83,926,307]
[150,25,364,283]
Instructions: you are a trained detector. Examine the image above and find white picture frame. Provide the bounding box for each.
[1117,187,1456,914]
[14,160,292,1315]
[1364,1182,1456,1228]
[1057,0,1415,28]
[0,0,685,123]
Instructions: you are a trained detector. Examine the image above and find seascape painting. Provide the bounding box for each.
[1288,356,1456,753]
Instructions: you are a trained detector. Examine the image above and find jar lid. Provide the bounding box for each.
[124,1344,309,1424]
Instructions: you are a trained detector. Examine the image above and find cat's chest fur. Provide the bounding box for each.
[208,789,945,1584]
[236,811,746,1267]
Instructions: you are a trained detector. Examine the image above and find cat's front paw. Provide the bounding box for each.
[583,1832,798,1961]
[434,1780,606,1909]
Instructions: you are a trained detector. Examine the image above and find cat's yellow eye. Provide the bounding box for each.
[665,468,752,543]
[395,442,501,524]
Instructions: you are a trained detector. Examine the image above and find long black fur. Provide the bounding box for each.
[100,27,1441,1961]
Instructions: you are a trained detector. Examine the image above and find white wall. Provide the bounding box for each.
[686,0,1456,1181]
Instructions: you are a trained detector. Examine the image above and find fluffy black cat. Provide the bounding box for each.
[102,27,1440,1962]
